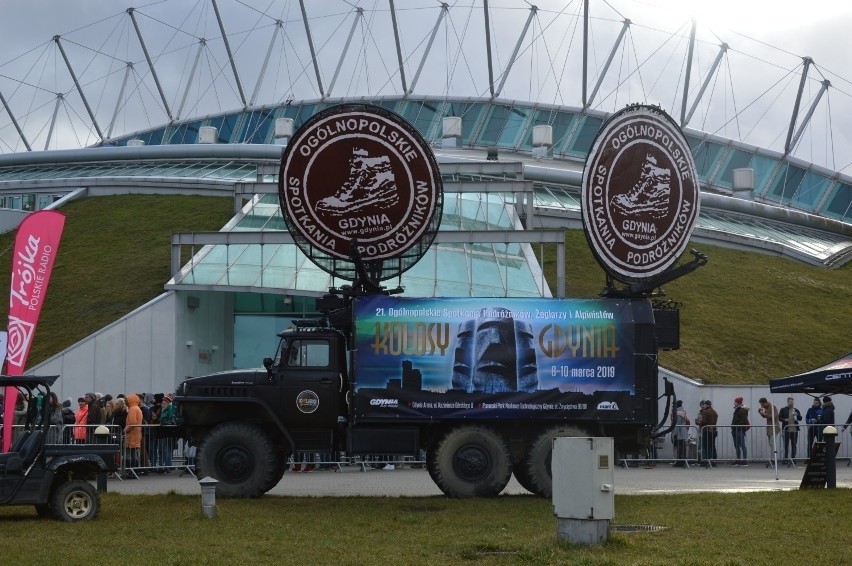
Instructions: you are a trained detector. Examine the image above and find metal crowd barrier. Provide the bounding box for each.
[117,424,196,479]
[26,423,195,479]
[14,421,849,477]
[621,423,851,469]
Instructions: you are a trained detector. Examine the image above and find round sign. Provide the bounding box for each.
[581,105,700,283]
[279,104,443,282]
[296,390,320,414]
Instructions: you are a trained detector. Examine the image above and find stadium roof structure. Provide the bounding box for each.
[0,0,850,299]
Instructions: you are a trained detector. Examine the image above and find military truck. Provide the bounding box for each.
[173,294,668,498]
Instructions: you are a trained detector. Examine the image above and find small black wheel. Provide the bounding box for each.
[197,422,279,498]
[428,425,512,498]
[521,426,587,498]
[51,480,100,522]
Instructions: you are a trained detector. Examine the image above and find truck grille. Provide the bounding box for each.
[190,385,250,397]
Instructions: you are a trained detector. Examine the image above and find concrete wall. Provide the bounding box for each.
[30,290,232,402]
[173,290,233,381]
[0,208,29,234]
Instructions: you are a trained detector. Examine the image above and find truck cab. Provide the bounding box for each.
[264,322,349,445]
[174,319,351,498]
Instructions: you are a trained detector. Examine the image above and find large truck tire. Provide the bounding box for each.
[428,425,512,498]
[521,426,587,498]
[51,480,100,522]
[197,422,281,498]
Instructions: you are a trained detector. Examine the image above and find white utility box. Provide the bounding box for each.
[552,436,614,545]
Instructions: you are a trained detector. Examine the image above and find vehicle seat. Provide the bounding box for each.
[0,430,43,474]
[11,430,31,452]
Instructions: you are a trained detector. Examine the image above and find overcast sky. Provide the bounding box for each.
[2,0,852,171]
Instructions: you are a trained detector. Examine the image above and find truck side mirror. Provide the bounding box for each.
[263,357,273,371]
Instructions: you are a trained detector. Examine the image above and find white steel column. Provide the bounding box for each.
[680,19,697,126]
[211,0,247,108]
[409,3,448,94]
[585,19,630,109]
[483,0,495,97]
[0,89,31,151]
[251,21,282,106]
[785,57,813,154]
[328,9,362,97]
[388,0,408,94]
[298,0,325,97]
[177,40,205,120]
[127,8,173,121]
[494,5,537,98]
[683,43,728,127]
[107,63,133,139]
[44,95,62,151]
[788,79,831,154]
[54,35,105,140]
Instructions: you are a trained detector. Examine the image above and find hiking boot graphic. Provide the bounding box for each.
[610,153,671,219]
[316,148,399,215]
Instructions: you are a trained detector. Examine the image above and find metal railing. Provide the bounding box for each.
[622,423,851,468]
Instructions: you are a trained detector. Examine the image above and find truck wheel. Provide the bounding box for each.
[260,458,288,493]
[51,480,100,522]
[521,426,587,498]
[197,422,280,498]
[428,426,512,498]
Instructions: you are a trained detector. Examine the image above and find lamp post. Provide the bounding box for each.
[199,476,219,518]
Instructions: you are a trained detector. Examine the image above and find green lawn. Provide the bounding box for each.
[0,490,848,564]
[0,194,848,385]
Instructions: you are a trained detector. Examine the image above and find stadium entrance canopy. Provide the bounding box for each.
[769,352,852,396]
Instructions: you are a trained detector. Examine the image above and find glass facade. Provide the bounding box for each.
[170,188,546,298]
[93,96,851,224]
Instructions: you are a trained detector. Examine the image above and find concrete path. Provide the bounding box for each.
[104,461,852,497]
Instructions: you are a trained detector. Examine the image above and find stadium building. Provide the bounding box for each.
[0,1,849,401]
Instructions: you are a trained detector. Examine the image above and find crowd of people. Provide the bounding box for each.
[670,394,850,467]
[1,389,179,476]
[71,391,178,475]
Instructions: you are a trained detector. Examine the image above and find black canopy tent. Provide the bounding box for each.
[769,352,852,396]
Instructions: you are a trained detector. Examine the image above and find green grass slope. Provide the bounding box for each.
[542,230,851,384]
[0,194,233,367]
[0,194,847,384]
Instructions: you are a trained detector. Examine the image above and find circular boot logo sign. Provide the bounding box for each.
[581,105,700,283]
[279,104,442,281]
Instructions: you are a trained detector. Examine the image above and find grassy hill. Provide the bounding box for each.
[0,194,233,367]
[542,230,851,384]
[0,193,848,384]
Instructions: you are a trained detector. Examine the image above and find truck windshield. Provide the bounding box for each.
[286,339,330,368]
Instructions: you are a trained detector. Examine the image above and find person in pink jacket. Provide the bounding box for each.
[73,396,88,443]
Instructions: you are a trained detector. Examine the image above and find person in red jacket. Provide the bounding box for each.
[73,396,88,443]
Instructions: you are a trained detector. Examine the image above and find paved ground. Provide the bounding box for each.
[104,460,852,497]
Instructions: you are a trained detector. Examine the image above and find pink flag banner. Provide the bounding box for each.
[3,210,65,452]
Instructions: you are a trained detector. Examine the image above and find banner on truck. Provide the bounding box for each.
[353,296,650,421]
